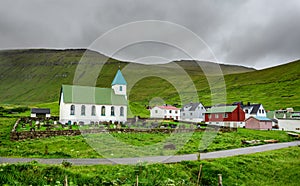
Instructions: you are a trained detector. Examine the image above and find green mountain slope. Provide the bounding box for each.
[0,49,299,115]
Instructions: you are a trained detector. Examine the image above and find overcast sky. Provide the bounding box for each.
[0,0,299,69]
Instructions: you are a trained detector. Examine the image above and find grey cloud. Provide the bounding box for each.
[0,0,299,69]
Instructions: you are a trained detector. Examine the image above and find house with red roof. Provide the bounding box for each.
[150,105,180,120]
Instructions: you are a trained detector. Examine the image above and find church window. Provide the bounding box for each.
[111,106,115,116]
[81,105,86,116]
[101,106,105,116]
[120,107,124,116]
[70,105,75,115]
[91,105,96,116]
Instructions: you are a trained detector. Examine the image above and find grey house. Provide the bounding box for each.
[180,102,206,122]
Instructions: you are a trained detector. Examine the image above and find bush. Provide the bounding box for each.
[61,160,72,168]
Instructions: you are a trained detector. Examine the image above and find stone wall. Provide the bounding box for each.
[10,126,236,141]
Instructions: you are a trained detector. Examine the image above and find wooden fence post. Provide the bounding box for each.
[218,174,222,186]
[64,175,68,186]
[196,164,203,186]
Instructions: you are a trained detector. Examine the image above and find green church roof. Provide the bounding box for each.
[206,106,237,113]
[61,85,127,105]
[111,69,127,85]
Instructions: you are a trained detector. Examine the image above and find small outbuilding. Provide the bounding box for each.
[31,108,51,118]
[245,116,272,130]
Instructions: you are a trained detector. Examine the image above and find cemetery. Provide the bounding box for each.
[10,116,237,141]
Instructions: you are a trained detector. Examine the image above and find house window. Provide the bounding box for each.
[91,105,96,116]
[155,110,158,114]
[259,109,262,114]
[262,110,265,114]
[223,113,228,118]
[101,106,105,116]
[183,113,185,116]
[190,113,193,116]
[215,114,219,118]
[245,109,248,114]
[119,86,122,91]
[208,114,212,119]
[111,106,115,116]
[169,110,172,114]
[175,111,178,114]
[295,128,300,130]
[120,107,124,116]
[81,105,86,116]
[70,105,75,115]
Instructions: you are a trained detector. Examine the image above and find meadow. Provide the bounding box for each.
[0,146,299,185]
[0,117,295,158]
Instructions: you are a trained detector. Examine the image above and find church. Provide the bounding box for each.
[59,69,127,125]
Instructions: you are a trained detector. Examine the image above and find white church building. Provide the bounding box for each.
[59,69,127,124]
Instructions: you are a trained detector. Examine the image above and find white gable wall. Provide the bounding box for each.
[150,107,165,118]
[180,103,206,122]
[244,104,267,119]
[150,107,180,120]
[112,84,127,97]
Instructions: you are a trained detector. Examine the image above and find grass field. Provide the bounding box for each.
[0,117,295,158]
[0,146,299,185]
[0,49,299,117]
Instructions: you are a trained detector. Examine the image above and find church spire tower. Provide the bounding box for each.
[111,69,127,99]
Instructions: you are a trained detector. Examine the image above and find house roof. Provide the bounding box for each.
[250,104,261,114]
[246,116,271,121]
[181,103,203,111]
[157,105,180,110]
[60,85,127,105]
[31,108,50,114]
[242,104,262,114]
[111,69,127,85]
[206,106,237,114]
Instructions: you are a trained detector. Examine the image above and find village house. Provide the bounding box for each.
[277,119,300,132]
[233,102,267,119]
[245,116,272,130]
[180,102,206,122]
[31,108,51,118]
[150,105,180,120]
[205,104,245,127]
[59,69,127,124]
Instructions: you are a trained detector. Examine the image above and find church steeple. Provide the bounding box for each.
[111,69,127,86]
[111,69,127,98]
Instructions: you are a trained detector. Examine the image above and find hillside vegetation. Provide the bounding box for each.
[0,49,299,116]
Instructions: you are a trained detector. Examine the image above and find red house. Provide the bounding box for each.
[205,104,245,127]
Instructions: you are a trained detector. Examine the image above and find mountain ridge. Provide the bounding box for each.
[0,49,299,113]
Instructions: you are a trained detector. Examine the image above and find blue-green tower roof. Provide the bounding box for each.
[111,69,127,85]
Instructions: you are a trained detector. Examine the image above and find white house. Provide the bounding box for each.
[150,105,180,120]
[180,102,206,122]
[278,119,300,132]
[240,103,266,119]
[59,69,127,124]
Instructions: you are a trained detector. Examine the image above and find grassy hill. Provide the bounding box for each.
[0,49,299,116]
